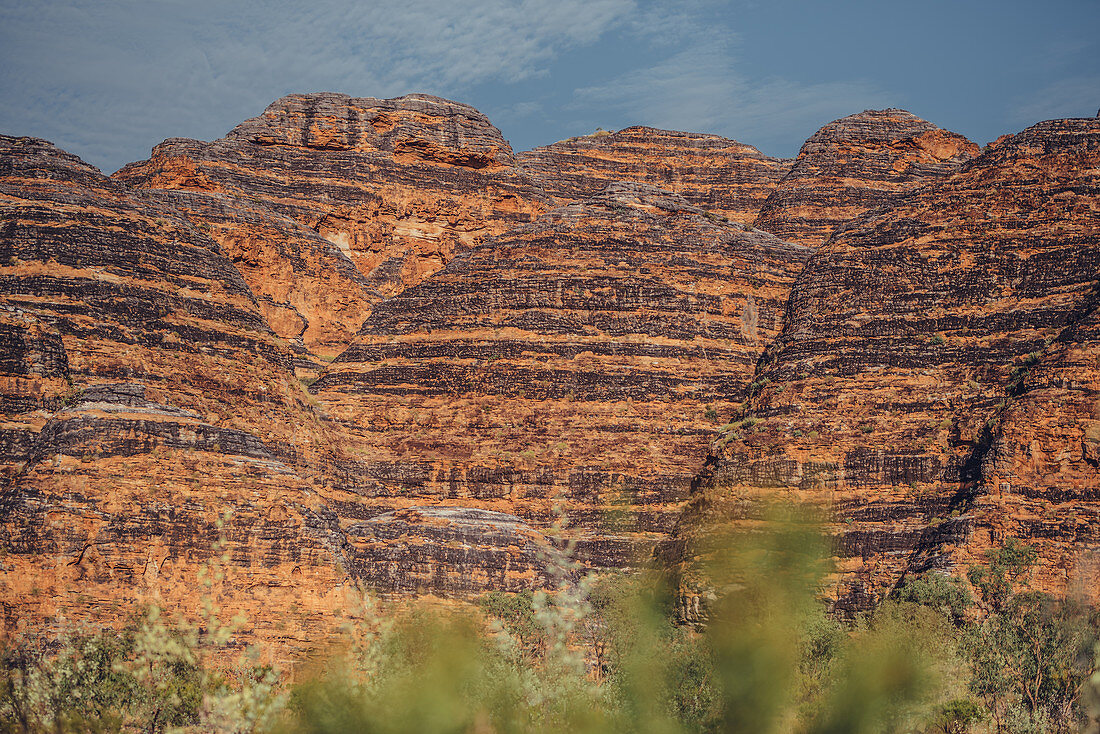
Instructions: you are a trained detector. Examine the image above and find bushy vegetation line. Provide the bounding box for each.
[2,526,1098,733]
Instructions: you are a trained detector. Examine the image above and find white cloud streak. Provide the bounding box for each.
[573,39,890,154]
[0,0,635,172]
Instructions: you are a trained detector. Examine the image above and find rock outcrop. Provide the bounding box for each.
[115,93,552,365]
[3,94,1098,641]
[518,127,792,225]
[0,135,349,651]
[672,117,1100,616]
[753,109,978,246]
[313,183,811,585]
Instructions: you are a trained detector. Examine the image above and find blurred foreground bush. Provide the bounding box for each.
[2,517,1097,733]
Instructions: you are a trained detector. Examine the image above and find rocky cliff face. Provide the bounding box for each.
[753,109,978,246]
[517,127,792,225]
[312,183,810,588]
[0,135,351,650]
[673,117,1100,616]
[114,93,552,366]
[977,287,1100,597]
[2,95,1097,641]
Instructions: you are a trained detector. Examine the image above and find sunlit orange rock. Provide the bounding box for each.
[670,116,1100,616]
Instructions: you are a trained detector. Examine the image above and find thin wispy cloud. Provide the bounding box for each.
[1,0,1097,172]
[572,40,889,153]
[0,0,635,172]
[1010,76,1100,125]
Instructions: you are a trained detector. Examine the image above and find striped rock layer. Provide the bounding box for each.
[0,135,352,653]
[753,108,979,246]
[3,95,1097,639]
[517,126,792,225]
[312,183,810,583]
[671,117,1100,616]
[114,93,552,365]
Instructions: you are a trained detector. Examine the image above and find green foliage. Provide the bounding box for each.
[747,376,771,399]
[5,530,1098,734]
[0,513,286,734]
[479,591,545,658]
[0,612,204,733]
[1084,642,1100,734]
[966,591,1097,733]
[958,538,1100,733]
[968,537,1039,611]
[807,603,951,734]
[702,211,730,225]
[931,698,985,734]
[891,572,974,624]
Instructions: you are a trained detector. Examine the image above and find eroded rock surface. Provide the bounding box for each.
[672,117,1100,616]
[115,93,551,364]
[0,135,350,651]
[518,127,792,225]
[314,183,811,576]
[4,96,1098,636]
[346,507,552,595]
[753,109,978,246]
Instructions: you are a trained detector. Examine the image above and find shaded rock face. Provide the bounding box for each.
[313,183,811,573]
[517,126,793,225]
[977,286,1100,596]
[0,135,351,649]
[672,117,1100,616]
[114,93,552,363]
[753,109,979,246]
[346,507,552,595]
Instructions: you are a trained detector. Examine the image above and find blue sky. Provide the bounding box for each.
[1,0,1097,174]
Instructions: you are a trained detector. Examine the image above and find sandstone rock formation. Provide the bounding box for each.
[518,127,792,225]
[0,135,350,651]
[753,109,979,246]
[313,182,810,584]
[2,94,1097,643]
[974,275,1100,596]
[115,93,552,365]
[673,116,1100,616]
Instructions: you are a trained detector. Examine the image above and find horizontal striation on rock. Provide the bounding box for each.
[973,280,1100,596]
[752,108,978,246]
[313,183,811,580]
[669,116,1100,617]
[0,135,352,652]
[114,93,552,362]
[517,126,792,225]
[345,506,552,595]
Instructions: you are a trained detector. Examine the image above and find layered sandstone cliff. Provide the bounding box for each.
[312,183,810,589]
[0,135,350,651]
[753,109,979,246]
[2,94,1097,640]
[115,93,552,364]
[517,127,792,225]
[673,117,1100,615]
